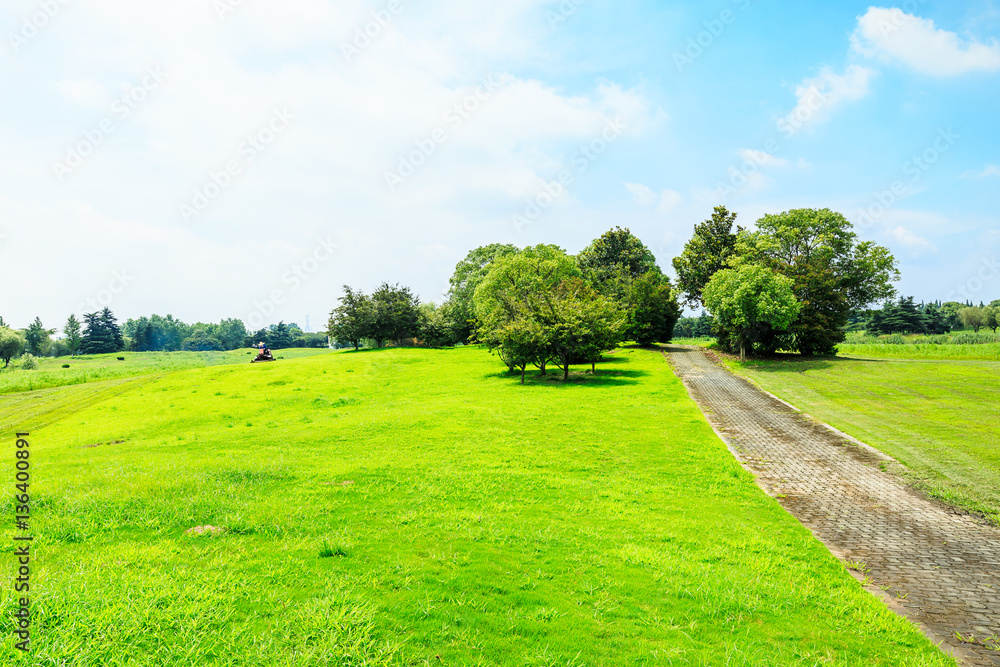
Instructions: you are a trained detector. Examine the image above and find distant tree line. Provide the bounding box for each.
[0,310,327,365]
[328,228,682,381]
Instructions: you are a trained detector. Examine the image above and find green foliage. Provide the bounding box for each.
[577,226,660,290]
[445,243,519,343]
[672,206,740,306]
[867,297,950,335]
[369,282,421,348]
[82,309,125,354]
[63,315,82,355]
[736,208,898,355]
[0,326,25,367]
[417,303,458,348]
[703,264,801,359]
[19,353,38,370]
[959,306,986,333]
[181,329,225,352]
[328,286,373,350]
[25,316,55,356]
[625,272,681,344]
[985,306,999,333]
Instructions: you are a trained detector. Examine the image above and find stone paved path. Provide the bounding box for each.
[666,345,1000,666]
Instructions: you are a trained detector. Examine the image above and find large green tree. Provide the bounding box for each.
[446,244,519,343]
[959,306,986,333]
[81,308,124,354]
[672,206,740,306]
[738,208,898,355]
[328,286,373,350]
[577,226,660,294]
[24,316,55,356]
[63,315,83,355]
[369,283,421,348]
[703,264,801,361]
[0,326,25,367]
[625,272,681,345]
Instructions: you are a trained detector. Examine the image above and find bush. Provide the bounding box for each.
[20,354,38,370]
[62,364,70,368]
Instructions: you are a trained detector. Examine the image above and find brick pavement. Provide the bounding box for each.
[667,345,1000,666]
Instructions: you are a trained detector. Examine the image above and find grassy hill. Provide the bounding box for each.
[0,346,954,665]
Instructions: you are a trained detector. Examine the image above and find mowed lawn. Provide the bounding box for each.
[0,347,954,666]
[728,354,1000,524]
[0,348,335,395]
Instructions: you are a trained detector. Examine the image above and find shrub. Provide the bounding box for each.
[62,364,70,368]
[20,354,38,370]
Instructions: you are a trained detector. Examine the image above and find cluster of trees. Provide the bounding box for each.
[0,310,327,366]
[672,311,714,338]
[327,283,429,350]
[863,298,1000,335]
[328,229,682,381]
[673,207,899,358]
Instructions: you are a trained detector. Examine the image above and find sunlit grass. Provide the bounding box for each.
[0,346,955,665]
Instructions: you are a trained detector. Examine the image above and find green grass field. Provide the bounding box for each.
[726,353,1000,524]
[0,347,955,665]
[0,348,334,395]
[836,342,1000,360]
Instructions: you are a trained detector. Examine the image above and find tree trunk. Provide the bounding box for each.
[521,366,526,384]
[540,359,546,375]
[740,336,745,362]
[591,361,596,373]
[564,362,569,381]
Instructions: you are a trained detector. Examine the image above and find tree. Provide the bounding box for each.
[182,330,224,351]
[81,308,124,354]
[217,318,248,350]
[959,306,986,333]
[328,286,373,350]
[369,283,421,348]
[672,206,740,306]
[703,264,801,361]
[694,310,714,337]
[63,315,83,355]
[738,208,898,355]
[922,302,951,335]
[418,303,457,348]
[24,317,55,356]
[577,226,660,294]
[0,326,25,367]
[446,244,519,343]
[547,278,625,379]
[984,306,999,333]
[625,272,681,344]
[268,322,293,349]
[476,245,582,376]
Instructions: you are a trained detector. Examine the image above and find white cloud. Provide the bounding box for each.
[888,225,936,252]
[964,164,1000,179]
[623,183,682,213]
[852,7,1000,76]
[624,182,658,206]
[737,148,789,168]
[778,65,876,135]
[0,0,662,326]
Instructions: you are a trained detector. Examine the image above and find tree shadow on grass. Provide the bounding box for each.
[483,368,649,387]
[735,353,889,374]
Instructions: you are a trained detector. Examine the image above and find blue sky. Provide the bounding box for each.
[1,0,999,330]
